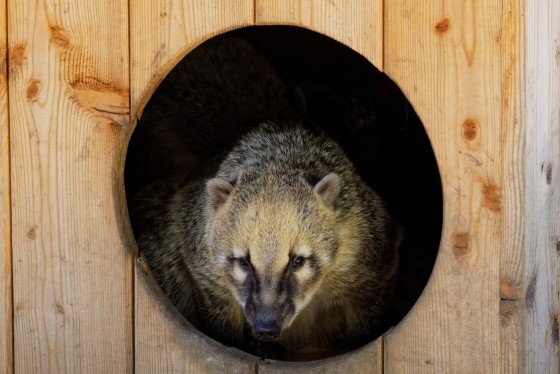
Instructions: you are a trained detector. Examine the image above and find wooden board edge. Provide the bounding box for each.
[1,0,13,370]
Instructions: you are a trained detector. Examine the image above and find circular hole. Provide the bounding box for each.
[126,26,442,362]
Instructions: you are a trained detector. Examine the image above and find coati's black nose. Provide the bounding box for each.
[253,320,281,341]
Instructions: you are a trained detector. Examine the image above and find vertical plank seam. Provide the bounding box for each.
[127,0,135,372]
[253,0,257,25]
[380,334,385,374]
[5,0,14,369]
[498,1,505,369]
[380,0,384,73]
[380,0,385,372]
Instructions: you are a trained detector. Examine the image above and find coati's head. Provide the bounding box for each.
[205,170,341,342]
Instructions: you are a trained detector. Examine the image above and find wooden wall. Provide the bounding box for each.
[7,0,132,372]
[384,2,514,371]
[1,0,558,373]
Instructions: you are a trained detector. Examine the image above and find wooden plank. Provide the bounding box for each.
[255,0,383,71]
[130,1,256,372]
[8,0,133,372]
[0,0,12,372]
[523,0,560,371]
[383,1,505,372]
[499,0,525,371]
[130,0,255,118]
[257,343,382,374]
[254,2,384,373]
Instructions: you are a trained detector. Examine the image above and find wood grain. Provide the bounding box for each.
[383,1,505,372]
[523,0,560,371]
[499,0,525,371]
[0,0,12,372]
[1,0,555,371]
[130,0,254,118]
[8,0,133,372]
[130,1,256,372]
[255,0,383,71]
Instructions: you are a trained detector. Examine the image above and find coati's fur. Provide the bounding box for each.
[130,34,400,358]
[133,122,400,357]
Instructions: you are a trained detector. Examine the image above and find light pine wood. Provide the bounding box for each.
[383,1,506,372]
[523,0,559,371]
[499,0,525,371]
[130,0,255,118]
[255,0,383,70]
[0,1,12,372]
[130,1,256,372]
[8,0,133,372]
[2,1,557,371]
[258,342,382,374]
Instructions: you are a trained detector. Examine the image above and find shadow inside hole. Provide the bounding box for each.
[125,26,443,361]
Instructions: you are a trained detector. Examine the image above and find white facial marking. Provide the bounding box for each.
[232,265,248,283]
[295,266,314,281]
[230,248,249,283]
[232,247,247,258]
[294,245,312,258]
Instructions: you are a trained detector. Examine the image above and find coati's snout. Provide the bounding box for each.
[253,320,281,342]
[229,250,317,342]
[247,305,282,341]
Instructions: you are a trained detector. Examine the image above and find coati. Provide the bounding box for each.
[129,33,401,358]
[132,122,400,357]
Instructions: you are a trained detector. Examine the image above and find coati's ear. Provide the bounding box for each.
[206,178,234,209]
[313,173,341,206]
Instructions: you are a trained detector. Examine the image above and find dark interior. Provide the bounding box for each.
[126,25,443,358]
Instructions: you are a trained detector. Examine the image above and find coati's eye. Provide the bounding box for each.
[238,258,250,269]
[292,256,305,269]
